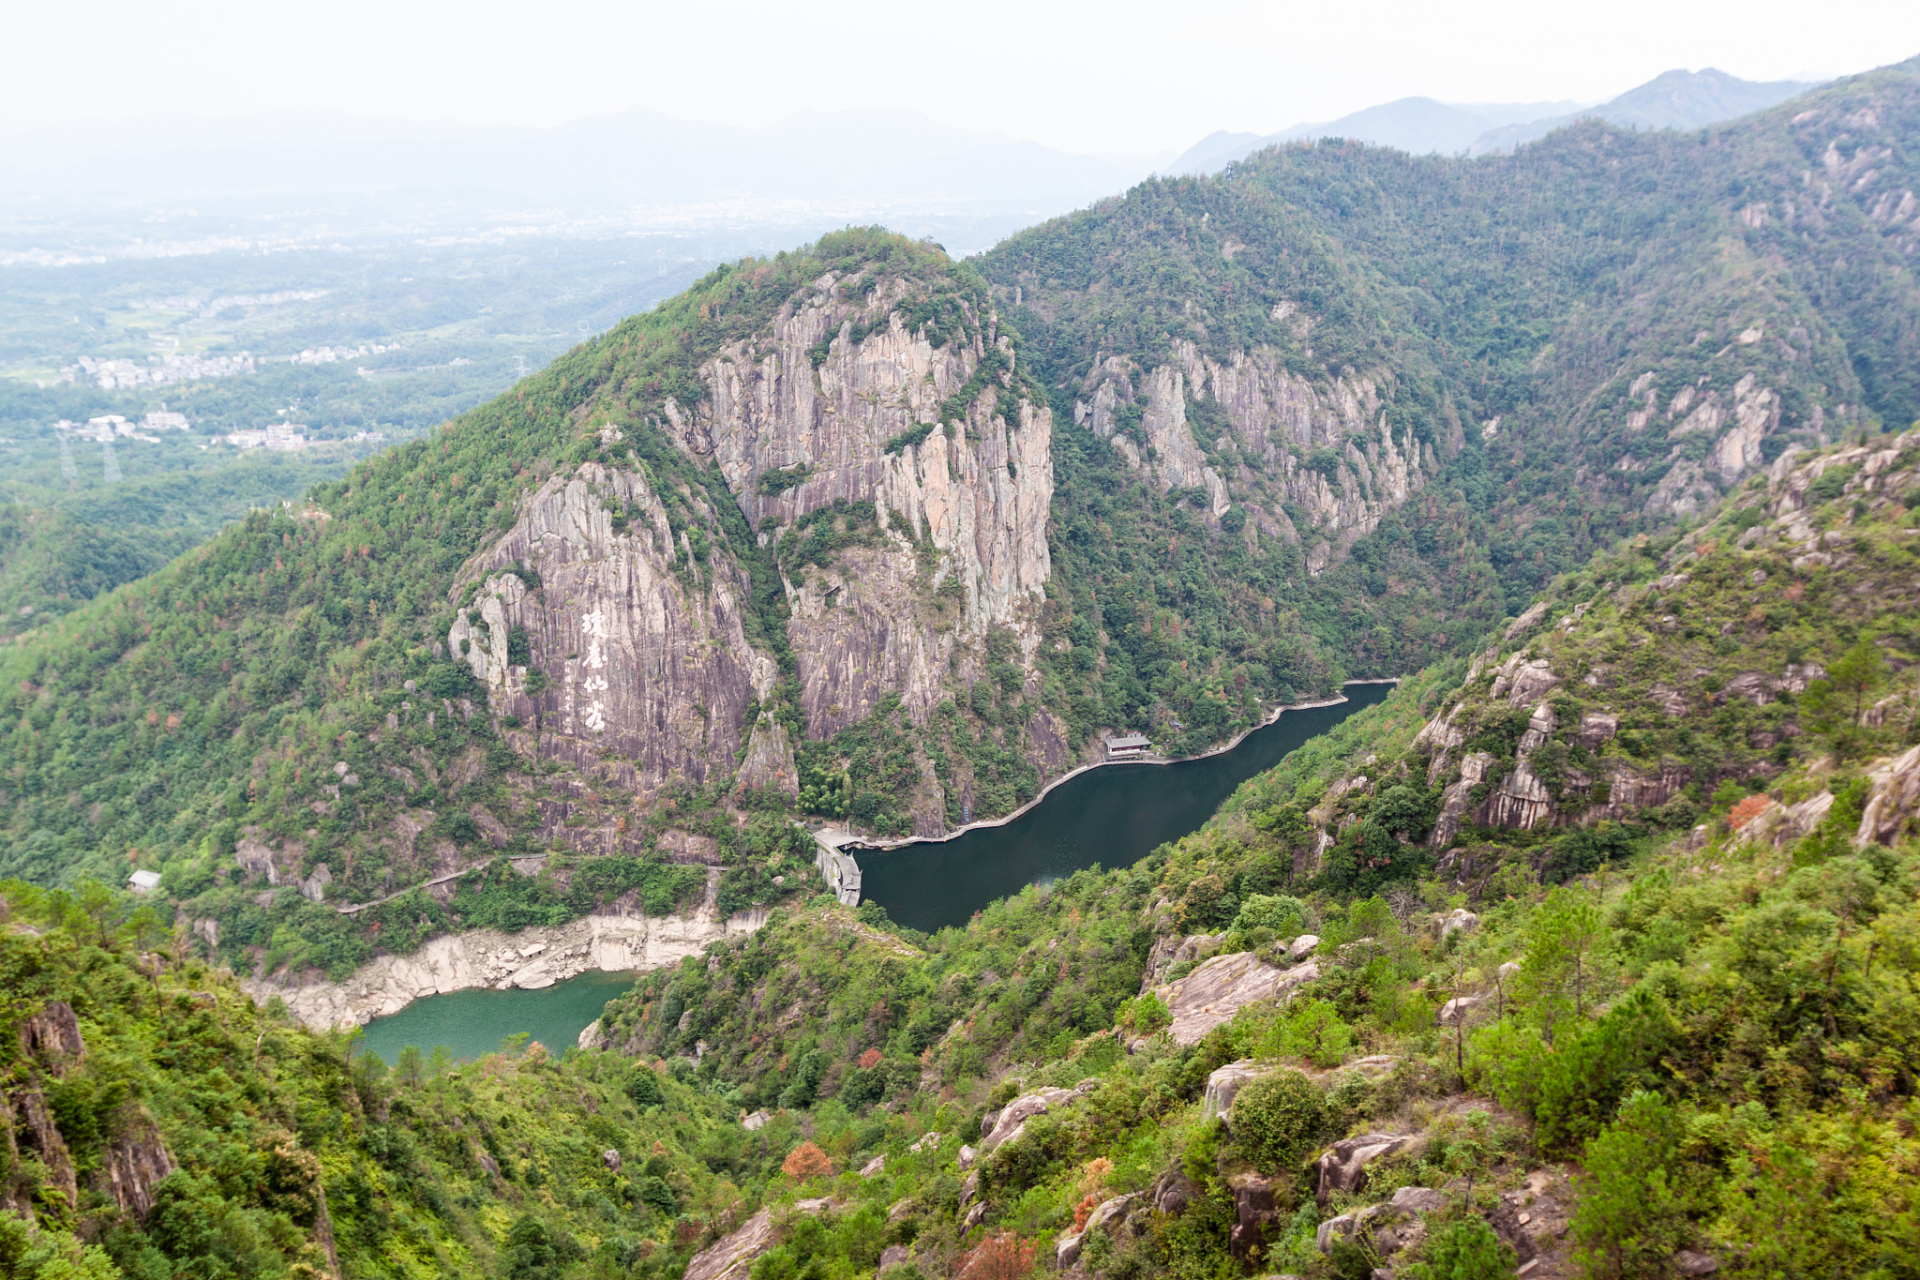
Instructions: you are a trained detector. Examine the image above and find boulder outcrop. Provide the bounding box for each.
[1313,1132,1427,1204]
[683,1198,839,1280]
[1225,1172,1287,1258]
[1858,744,1920,846]
[1056,1192,1138,1265]
[1202,1060,1270,1119]
[980,1079,1099,1151]
[1140,932,1221,990]
[11,1084,76,1212]
[1156,951,1321,1046]
[18,1001,86,1075]
[97,1109,174,1219]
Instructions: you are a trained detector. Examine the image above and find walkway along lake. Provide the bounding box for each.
[355,681,1394,1060]
[857,682,1395,934]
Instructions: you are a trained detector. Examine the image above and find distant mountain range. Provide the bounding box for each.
[1169,67,1819,172]
[0,71,1820,246]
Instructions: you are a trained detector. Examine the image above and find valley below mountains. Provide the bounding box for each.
[2,52,1920,1280]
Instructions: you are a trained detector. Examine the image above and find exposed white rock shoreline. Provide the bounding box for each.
[244,907,770,1032]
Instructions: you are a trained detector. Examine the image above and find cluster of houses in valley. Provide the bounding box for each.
[57,411,311,450]
[54,342,402,390]
[217,421,311,450]
[58,411,190,443]
[55,414,393,454]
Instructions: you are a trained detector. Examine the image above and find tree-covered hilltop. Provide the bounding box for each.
[981,55,1920,631]
[0,218,1415,975]
[0,233,921,951]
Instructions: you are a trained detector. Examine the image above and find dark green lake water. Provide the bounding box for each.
[358,968,638,1065]
[859,683,1393,934]
[355,682,1391,1059]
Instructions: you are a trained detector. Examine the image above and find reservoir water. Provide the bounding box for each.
[357,681,1393,1060]
[357,968,637,1066]
[859,682,1394,934]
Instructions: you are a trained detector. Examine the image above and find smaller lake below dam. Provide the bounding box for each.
[358,968,637,1066]
[859,682,1392,934]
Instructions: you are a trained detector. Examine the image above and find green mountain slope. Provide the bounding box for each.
[3,52,1920,1126]
[0,882,791,1280]
[0,228,1355,981]
[582,432,1920,1280]
[1,232,967,970]
[6,440,1920,1280]
[980,55,1920,625]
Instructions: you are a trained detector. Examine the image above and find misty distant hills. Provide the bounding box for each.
[1469,67,1819,153]
[1170,67,1818,172]
[0,106,1154,225]
[1173,96,1580,174]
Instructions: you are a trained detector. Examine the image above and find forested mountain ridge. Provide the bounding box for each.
[0,226,1361,986]
[5,414,1920,1279]
[0,232,1083,972]
[0,882,766,1280]
[980,55,1920,629]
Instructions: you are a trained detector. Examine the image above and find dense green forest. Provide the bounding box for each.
[9,433,1919,1280]
[0,230,1066,975]
[578,430,1920,1280]
[0,877,815,1280]
[981,57,1920,616]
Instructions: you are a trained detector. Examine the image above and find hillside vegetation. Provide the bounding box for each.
[5,52,1920,1280]
[5,426,1920,1280]
[983,55,1920,628]
[0,879,793,1280]
[571,431,1920,1280]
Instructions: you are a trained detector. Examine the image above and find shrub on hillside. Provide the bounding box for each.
[1569,1091,1694,1280]
[1234,893,1308,936]
[781,1141,833,1181]
[626,1065,663,1110]
[1228,1070,1328,1173]
[1399,1217,1514,1280]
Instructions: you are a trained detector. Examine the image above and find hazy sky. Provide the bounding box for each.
[9,0,1918,155]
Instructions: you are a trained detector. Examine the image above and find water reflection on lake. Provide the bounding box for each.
[357,968,638,1065]
[859,683,1393,934]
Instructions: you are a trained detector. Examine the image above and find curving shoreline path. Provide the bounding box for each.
[828,679,1400,854]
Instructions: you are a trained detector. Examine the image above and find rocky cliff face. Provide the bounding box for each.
[446,266,1057,828]
[1391,434,1920,872]
[1626,371,1791,517]
[1273,433,1920,884]
[449,460,776,794]
[656,270,1053,732]
[1076,339,1432,574]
